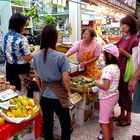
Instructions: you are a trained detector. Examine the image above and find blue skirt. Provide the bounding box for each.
[132,79,140,113]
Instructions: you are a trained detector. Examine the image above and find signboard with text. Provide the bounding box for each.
[106,0,136,13]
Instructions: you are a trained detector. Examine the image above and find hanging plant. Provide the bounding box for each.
[22,7,40,22]
[44,15,56,26]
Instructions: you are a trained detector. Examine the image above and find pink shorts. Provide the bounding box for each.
[99,94,119,124]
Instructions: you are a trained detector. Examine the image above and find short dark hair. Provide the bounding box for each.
[121,15,137,35]
[8,13,27,33]
[40,25,58,62]
[104,51,119,67]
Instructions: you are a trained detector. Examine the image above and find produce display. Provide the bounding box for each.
[0,115,5,126]
[70,76,95,89]
[3,96,39,118]
[0,79,16,93]
[29,45,39,52]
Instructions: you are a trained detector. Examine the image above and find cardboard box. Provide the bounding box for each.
[76,93,98,125]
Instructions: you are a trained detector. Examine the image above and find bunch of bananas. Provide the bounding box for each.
[4,96,39,118]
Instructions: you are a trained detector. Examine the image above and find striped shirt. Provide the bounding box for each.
[3,31,31,64]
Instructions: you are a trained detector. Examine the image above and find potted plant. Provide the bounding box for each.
[22,7,40,22]
[44,15,56,25]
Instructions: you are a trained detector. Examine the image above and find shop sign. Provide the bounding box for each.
[106,0,136,13]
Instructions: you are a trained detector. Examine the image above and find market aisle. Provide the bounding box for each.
[71,105,140,140]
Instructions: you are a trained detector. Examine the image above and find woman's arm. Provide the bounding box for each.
[23,47,40,61]
[128,63,140,92]
[62,71,71,97]
[80,56,99,68]
[23,53,34,61]
[65,51,73,57]
[85,56,99,64]
[34,70,41,89]
[119,48,131,58]
[95,79,110,91]
[66,41,80,57]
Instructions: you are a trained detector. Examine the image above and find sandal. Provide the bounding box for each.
[97,137,114,140]
[116,121,131,127]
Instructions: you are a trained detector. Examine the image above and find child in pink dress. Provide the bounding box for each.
[92,44,120,140]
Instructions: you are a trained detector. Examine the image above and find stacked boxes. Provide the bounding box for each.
[76,93,98,125]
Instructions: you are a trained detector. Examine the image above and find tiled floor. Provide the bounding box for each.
[72,105,140,140]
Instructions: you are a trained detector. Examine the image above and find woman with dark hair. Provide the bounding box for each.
[92,44,120,140]
[3,13,34,95]
[66,28,101,79]
[32,25,71,140]
[114,15,139,126]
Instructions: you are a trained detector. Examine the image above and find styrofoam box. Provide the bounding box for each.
[76,93,98,125]
[69,63,78,73]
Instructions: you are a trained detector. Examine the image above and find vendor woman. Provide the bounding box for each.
[66,28,101,79]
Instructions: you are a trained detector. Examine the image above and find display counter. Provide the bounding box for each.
[56,42,73,53]
[0,113,42,140]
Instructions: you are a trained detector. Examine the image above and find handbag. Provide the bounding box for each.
[124,55,134,82]
[132,41,140,72]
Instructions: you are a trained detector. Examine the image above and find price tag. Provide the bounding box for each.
[0,89,18,101]
[69,93,83,105]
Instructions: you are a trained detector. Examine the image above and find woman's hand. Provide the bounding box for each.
[79,61,87,69]
[95,80,99,86]
[128,77,137,93]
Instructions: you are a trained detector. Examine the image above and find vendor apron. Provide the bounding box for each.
[79,41,101,79]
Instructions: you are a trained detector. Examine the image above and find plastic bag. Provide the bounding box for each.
[124,56,134,82]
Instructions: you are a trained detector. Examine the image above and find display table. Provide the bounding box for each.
[0,113,42,140]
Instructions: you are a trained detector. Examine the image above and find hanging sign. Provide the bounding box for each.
[106,0,136,13]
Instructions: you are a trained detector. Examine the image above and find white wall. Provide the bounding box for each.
[0,1,12,34]
[69,0,81,42]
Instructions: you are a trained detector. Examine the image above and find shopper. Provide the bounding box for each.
[33,25,71,140]
[128,63,140,140]
[114,16,139,126]
[66,28,101,79]
[92,44,120,140]
[3,13,34,96]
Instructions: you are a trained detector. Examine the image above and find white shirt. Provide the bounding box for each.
[99,64,120,99]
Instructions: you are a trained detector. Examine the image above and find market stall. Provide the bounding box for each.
[0,113,42,140]
[0,80,42,140]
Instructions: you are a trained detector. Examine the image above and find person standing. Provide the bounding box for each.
[114,16,139,126]
[3,13,34,96]
[92,44,120,140]
[128,63,140,140]
[66,28,101,79]
[33,25,71,140]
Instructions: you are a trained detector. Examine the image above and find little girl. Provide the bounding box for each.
[92,44,120,140]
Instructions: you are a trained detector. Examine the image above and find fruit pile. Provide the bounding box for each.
[3,96,39,118]
[70,76,95,89]
[29,45,39,52]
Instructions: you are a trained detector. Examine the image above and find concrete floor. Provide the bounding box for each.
[72,105,140,140]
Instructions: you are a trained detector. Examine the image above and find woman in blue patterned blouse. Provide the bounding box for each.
[3,13,35,96]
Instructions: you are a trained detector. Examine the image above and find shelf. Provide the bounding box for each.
[40,13,68,17]
[11,4,30,9]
